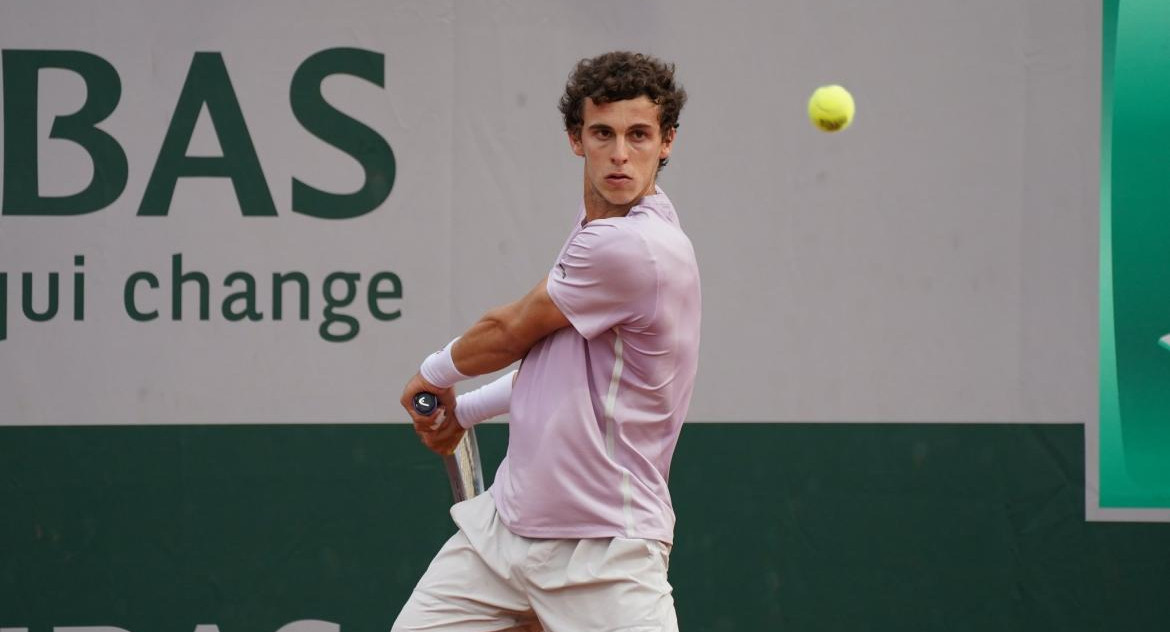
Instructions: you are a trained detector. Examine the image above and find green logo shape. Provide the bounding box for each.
[1100,0,1170,508]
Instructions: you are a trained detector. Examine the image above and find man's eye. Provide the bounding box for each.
[595,130,612,139]
[632,130,648,140]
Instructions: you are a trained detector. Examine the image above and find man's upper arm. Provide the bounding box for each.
[446,276,569,377]
[509,276,572,346]
[451,223,654,375]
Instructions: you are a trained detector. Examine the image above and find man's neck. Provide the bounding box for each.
[582,181,656,224]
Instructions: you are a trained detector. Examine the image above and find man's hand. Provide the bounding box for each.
[400,373,464,455]
[414,407,467,456]
[400,275,567,453]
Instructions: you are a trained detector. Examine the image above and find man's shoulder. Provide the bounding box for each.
[569,219,655,272]
[627,203,694,259]
[568,193,688,265]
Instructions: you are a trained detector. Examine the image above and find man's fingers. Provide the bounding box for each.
[400,372,452,423]
[414,425,444,454]
[412,409,444,432]
[436,389,457,414]
[411,407,465,455]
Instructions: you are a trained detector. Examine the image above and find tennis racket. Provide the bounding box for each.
[412,391,485,503]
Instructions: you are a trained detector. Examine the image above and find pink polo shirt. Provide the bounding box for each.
[487,188,701,544]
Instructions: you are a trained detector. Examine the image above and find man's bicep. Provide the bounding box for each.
[512,276,572,344]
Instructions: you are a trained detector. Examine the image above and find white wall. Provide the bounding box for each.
[0,0,1100,424]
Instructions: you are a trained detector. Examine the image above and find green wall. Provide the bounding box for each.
[2,424,1168,631]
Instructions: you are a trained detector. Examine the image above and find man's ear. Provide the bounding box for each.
[659,127,676,162]
[568,129,585,157]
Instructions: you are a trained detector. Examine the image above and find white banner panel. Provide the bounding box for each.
[0,0,1099,424]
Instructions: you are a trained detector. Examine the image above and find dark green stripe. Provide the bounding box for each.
[1,424,1168,631]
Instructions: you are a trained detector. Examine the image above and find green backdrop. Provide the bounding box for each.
[3,424,1168,631]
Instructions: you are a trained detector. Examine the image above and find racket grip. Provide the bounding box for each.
[412,391,439,416]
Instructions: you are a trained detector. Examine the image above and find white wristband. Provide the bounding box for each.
[455,370,516,428]
[419,337,472,388]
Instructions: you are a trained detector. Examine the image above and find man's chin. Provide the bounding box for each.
[599,189,641,208]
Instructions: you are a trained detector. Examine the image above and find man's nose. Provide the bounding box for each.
[611,137,630,164]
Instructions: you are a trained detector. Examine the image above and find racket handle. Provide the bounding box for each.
[412,391,439,416]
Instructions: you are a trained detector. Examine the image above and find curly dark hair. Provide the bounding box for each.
[558,51,687,169]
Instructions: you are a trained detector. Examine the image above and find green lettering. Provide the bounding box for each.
[22,272,59,321]
[125,272,160,321]
[140,53,275,216]
[368,271,402,320]
[2,50,127,215]
[273,271,309,320]
[171,253,209,320]
[73,255,85,320]
[290,48,395,219]
[223,271,262,321]
[320,271,359,342]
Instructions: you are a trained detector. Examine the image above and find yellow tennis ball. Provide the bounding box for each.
[808,85,855,132]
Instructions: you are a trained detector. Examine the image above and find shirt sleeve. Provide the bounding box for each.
[546,221,659,340]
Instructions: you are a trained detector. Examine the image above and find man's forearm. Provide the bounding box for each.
[448,277,570,377]
[451,306,530,376]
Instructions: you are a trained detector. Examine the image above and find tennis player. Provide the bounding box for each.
[394,51,699,632]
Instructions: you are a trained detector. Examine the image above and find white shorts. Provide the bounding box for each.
[391,491,677,632]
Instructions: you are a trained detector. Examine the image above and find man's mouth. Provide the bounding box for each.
[605,174,632,184]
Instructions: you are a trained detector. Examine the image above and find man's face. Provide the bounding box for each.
[569,96,675,211]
